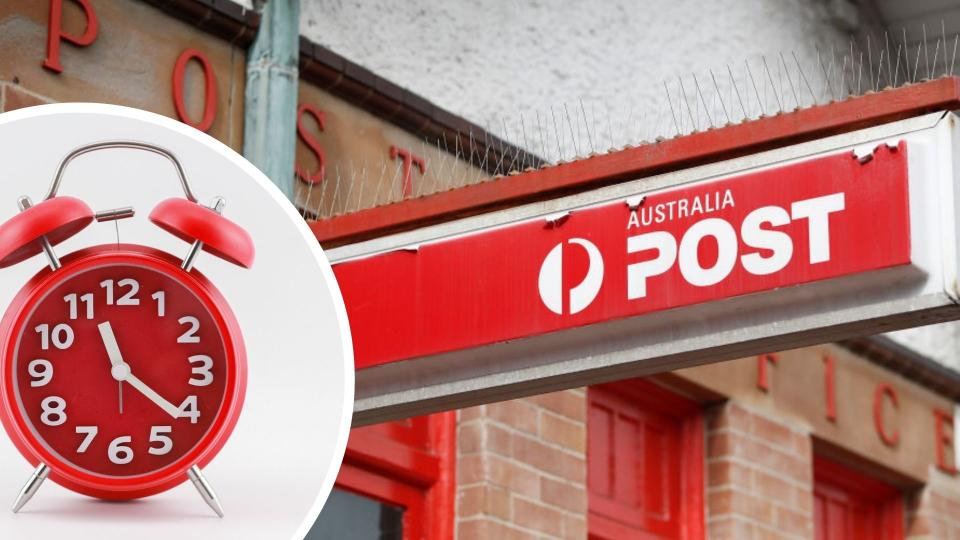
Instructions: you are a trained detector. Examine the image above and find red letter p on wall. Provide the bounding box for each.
[43,0,98,73]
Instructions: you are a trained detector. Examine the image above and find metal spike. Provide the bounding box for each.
[745,59,764,115]
[858,51,864,95]
[562,103,580,157]
[550,106,562,162]
[792,52,816,105]
[678,76,697,130]
[867,35,874,91]
[779,53,799,110]
[913,42,922,84]
[875,49,885,93]
[761,56,783,112]
[943,21,950,77]
[692,74,714,127]
[893,42,903,87]
[951,33,959,76]
[924,24,930,80]
[578,99,594,155]
[932,37,942,81]
[885,31,893,87]
[709,69,731,124]
[727,65,748,120]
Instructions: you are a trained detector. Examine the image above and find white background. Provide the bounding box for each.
[0,105,353,540]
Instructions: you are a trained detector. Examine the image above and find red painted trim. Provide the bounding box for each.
[814,455,904,540]
[172,49,218,133]
[311,77,960,246]
[588,379,704,540]
[335,411,455,539]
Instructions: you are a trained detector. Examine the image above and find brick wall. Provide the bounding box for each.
[457,390,588,539]
[706,401,814,539]
[907,468,960,539]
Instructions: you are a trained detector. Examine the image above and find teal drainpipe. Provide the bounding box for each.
[243,0,300,200]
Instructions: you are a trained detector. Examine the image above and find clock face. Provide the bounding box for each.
[7,257,232,479]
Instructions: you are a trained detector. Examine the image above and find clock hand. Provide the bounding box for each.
[97,321,126,415]
[96,321,124,367]
[121,373,182,420]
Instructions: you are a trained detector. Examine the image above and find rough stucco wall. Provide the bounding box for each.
[300,0,857,136]
[298,0,960,369]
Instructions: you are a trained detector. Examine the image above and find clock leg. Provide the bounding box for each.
[11,463,49,513]
[187,465,224,518]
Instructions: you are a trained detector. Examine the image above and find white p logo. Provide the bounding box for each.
[538,238,604,315]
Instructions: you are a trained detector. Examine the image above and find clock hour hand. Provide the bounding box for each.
[122,373,182,420]
[97,321,125,367]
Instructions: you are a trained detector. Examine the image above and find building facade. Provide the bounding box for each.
[1,1,960,539]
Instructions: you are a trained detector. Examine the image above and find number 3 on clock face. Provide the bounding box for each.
[0,246,246,500]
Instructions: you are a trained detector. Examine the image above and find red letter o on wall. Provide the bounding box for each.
[172,49,217,132]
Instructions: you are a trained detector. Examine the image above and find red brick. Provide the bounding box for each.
[750,413,797,452]
[775,505,811,536]
[487,399,539,434]
[540,411,586,454]
[459,422,483,454]
[512,497,564,537]
[458,519,529,540]
[487,455,540,498]
[458,485,510,520]
[513,435,585,483]
[708,459,752,487]
[541,476,586,513]
[754,470,794,505]
[708,517,755,540]
[529,390,586,422]
[458,454,486,485]
[3,85,48,112]
[708,402,753,432]
[561,514,586,540]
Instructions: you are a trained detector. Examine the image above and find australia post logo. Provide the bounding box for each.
[534,146,911,319]
[538,238,605,315]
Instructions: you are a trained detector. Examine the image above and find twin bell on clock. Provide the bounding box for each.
[0,141,254,517]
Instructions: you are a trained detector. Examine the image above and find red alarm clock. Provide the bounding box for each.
[0,141,254,517]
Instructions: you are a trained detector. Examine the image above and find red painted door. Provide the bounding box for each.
[588,380,704,540]
[307,413,455,540]
[814,456,904,540]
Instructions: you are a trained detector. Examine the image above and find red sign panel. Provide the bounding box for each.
[335,144,911,369]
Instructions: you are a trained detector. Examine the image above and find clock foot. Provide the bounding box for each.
[187,465,224,518]
[11,463,49,513]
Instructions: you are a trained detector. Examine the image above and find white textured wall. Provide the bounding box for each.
[297,0,960,370]
[301,0,865,144]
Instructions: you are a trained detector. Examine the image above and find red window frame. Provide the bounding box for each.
[588,379,705,540]
[334,412,456,540]
[814,456,904,540]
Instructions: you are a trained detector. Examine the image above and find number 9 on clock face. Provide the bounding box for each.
[0,247,246,499]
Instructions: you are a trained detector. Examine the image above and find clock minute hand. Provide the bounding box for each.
[123,373,181,420]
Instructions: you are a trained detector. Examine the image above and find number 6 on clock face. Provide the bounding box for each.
[0,246,247,500]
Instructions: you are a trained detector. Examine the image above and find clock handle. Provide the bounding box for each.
[44,140,199,202]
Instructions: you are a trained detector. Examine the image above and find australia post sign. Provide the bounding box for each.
[333,115,960,423]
